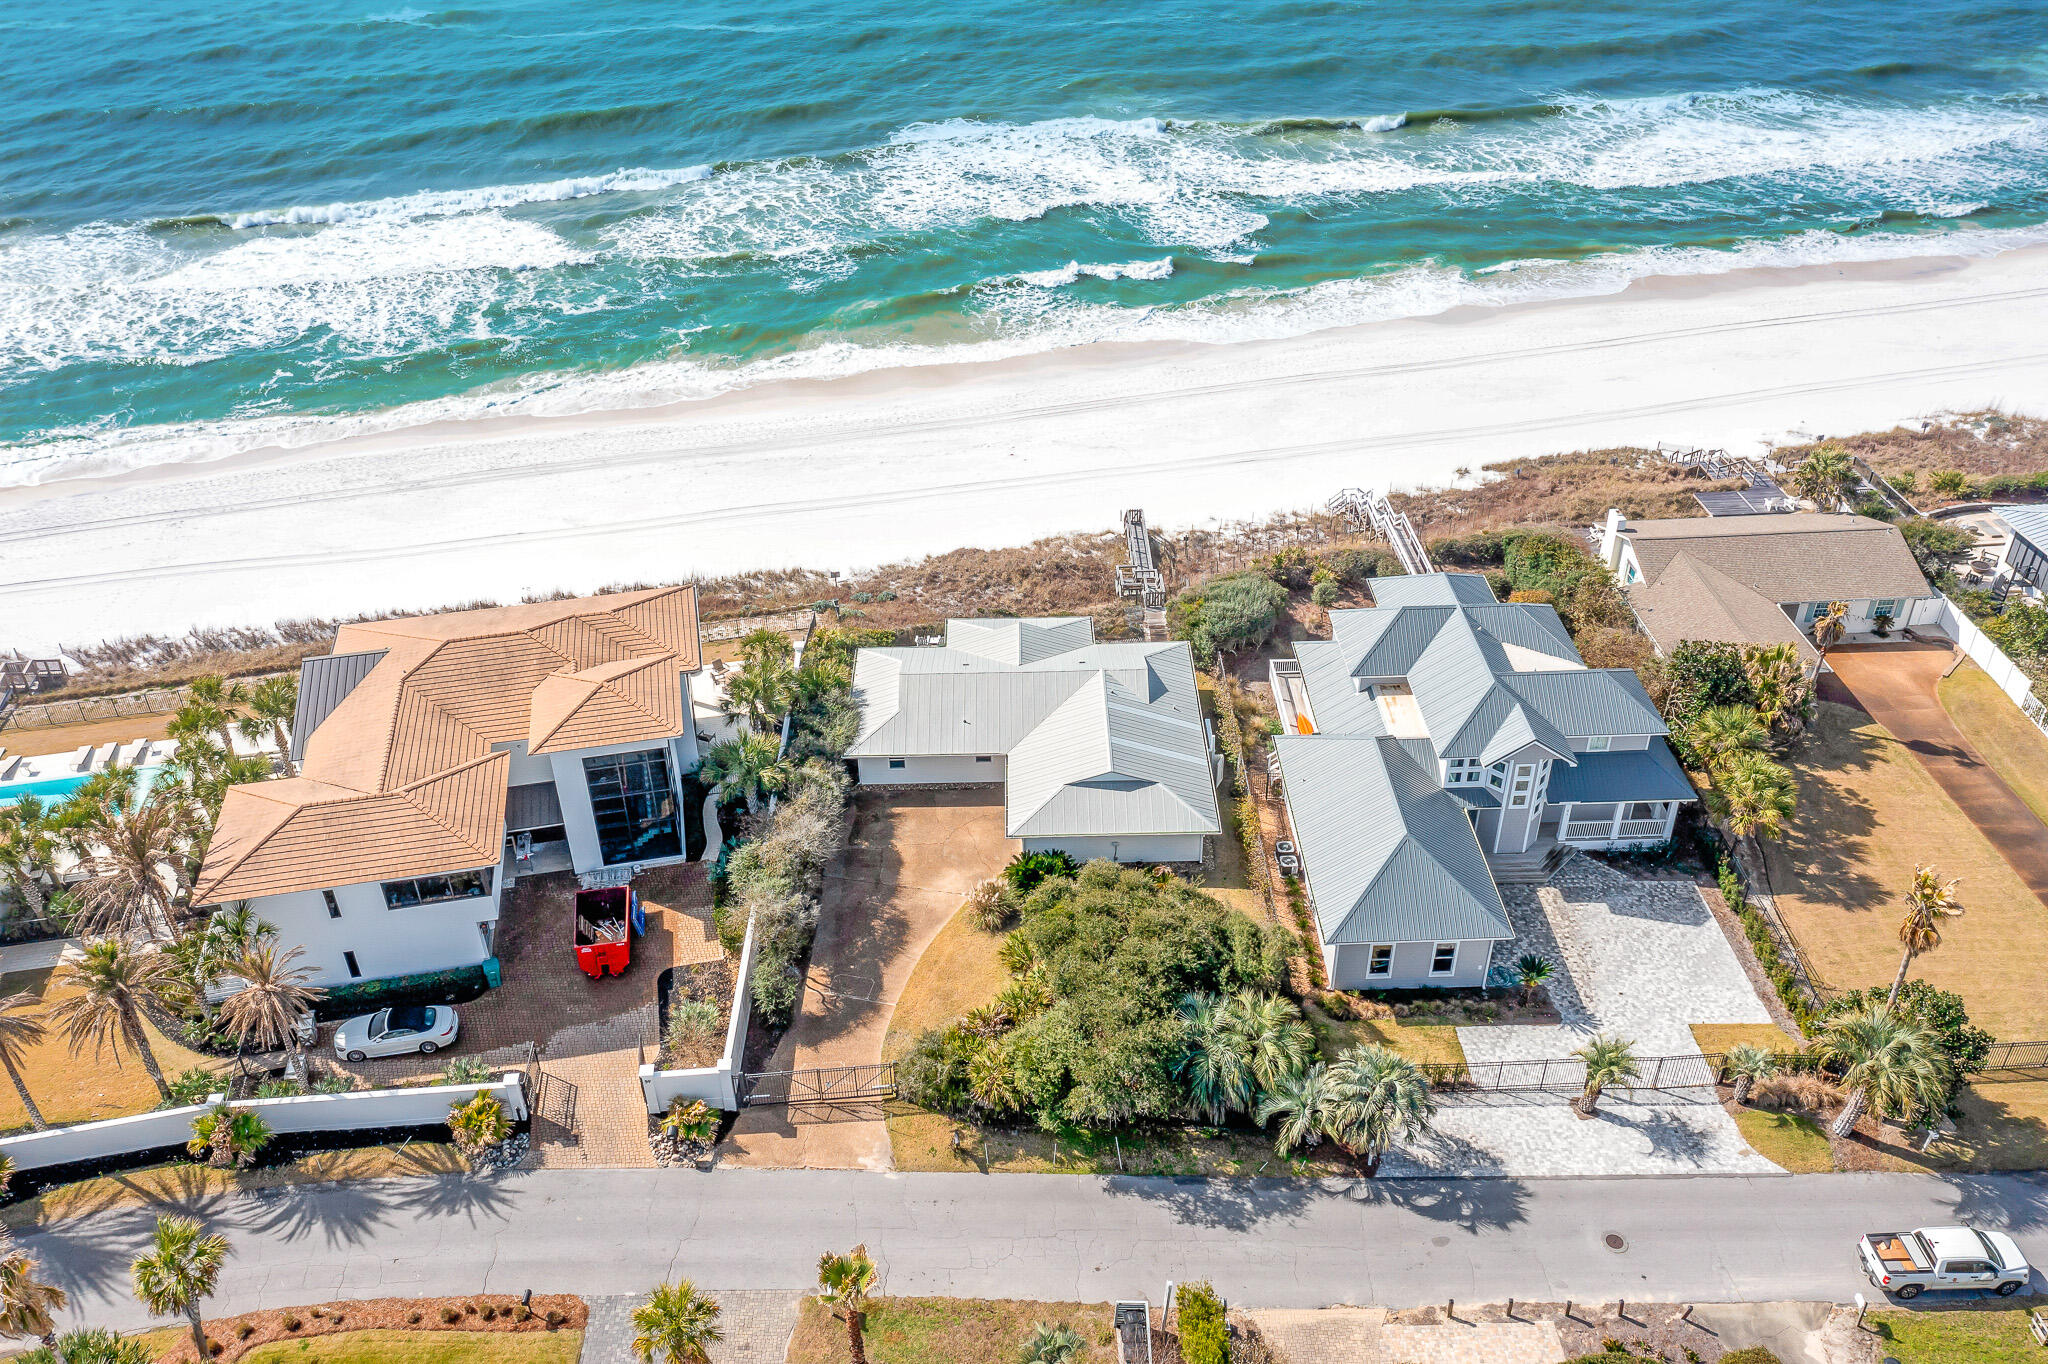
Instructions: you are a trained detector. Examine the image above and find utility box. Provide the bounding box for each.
[1113,1301,1152,1364]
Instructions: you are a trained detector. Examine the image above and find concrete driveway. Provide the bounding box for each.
[1826,643,2048,907]
[722,788,1015,1169]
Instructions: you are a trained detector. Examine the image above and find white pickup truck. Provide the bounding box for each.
[1859,1226,2031,1299]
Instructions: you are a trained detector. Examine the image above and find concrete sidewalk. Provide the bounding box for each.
[1826,644,2048,907]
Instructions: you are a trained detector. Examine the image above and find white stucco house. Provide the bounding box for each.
[846,617,1223,864]
[1598,509,1940,668]
[1268,574,1695,990]
[193,588,703,989]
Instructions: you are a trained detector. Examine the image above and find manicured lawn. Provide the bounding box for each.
[1313,1012,1469,1069]
[1763,702,2048,1040]
[1939,660,2048,830]
[238,1331,582,1364]
[0,966,227,1133]
[788,1297,1115,1364]
[1868,1300,2048,1363]
[1734,1109,1836,1173]
[1690,1023,1801,1056]
[878,905,1006,1064]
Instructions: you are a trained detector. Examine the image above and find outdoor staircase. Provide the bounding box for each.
[1485,841,1570,885]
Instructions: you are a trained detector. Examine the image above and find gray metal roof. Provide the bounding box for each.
[291,650,387,762]
[1998,504,2048,553]
[849,620,1220,841]
[1274,734,1512,946]
[1545,745,1697,804]
[1368,573,1499,607]
[505,780,565,832]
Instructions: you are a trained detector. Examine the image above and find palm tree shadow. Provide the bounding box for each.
[229,1180,395,1249]
[20,1206,154,1302]
[1768,703,1887,911]
[390,1171,518,1226]
[1342,1176,1531,1233]
[1099,1174,1316,1232]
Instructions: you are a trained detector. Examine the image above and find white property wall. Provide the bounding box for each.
[854,755,1005,786]
[0,1075,527,1173]
[641,913,756,1113]
[250,873,501,988]
[1021,834,1204,864]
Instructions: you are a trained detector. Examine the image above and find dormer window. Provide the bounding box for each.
[1585,735,1611,752]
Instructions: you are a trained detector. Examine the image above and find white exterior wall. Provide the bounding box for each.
[641,913,756,1113]
[550,732,698,875]
[0,1075,527,1173]
[855,755,1005,786]
[1021,834,1205,864]
[249,873,501,988]
[1327,939,1496,990]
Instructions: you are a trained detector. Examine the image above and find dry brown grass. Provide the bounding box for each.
[1394,446,1732,539]
[879,904,1008,1064]
[1778,409,2048,506]
[0,966,227,1133]
[0,710,176,757]
[1763,702,2048,1039]
[1689,1023,1802,1056]
[788,1298,1115,1364]
[1938,660,2048,829]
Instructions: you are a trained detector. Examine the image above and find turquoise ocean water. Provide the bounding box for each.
[3,0,2046,484]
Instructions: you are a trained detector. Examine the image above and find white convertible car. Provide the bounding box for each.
[331,1004,461,1062]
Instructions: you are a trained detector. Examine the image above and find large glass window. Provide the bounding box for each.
[584,748,682,866]
[382,867,492,909]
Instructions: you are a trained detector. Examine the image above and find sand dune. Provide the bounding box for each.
[4,246,2048,650]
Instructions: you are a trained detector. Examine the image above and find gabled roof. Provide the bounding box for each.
[197,587,700,903]
[1367,572,1500,607]
[1621,513,1929,606]
[1626,553,1820,662]
[848,618,1221,842]
[1274,735,1512,946]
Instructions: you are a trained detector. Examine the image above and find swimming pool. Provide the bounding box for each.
[0,766,166,807]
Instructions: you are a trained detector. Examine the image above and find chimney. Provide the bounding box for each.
[1600,508,1628,570]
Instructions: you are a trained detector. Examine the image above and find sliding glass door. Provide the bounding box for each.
[583,748,682,866]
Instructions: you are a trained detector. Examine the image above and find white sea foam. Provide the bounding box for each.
[225,165,712,228]
[1011,257,1176,287]
[1360,113,1408,132]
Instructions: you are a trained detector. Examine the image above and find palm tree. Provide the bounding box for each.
[0,797,59,919]
[131,1215,228,1363]
[0,1246,68,1346]
[1225,990,1315,1091]
[1688,704,1767,778]
[1788,444,1855,510]
[966,1043,1023,1117]
[724,636,797,736]
[1256,1063,1335,1156]
[48,940,189,1102]
[1322,1044,1434,1174]
[216,941,322,1076]
[1812,601,1850,656]
[1177,994,1252,1124]
[1723,1043,1778,1105]
[1888,866,1962,1009]
[1712,750,1797,864]
[1817,1006,1950,1139]
[700,733,788,816]
[817,1245,878,1364]
[13,1328,151,1364]
[182,677,250,751]
[1020,1323,1086,1364]
[63,793,191,941]
[447,1092,513,1167]
[0,991,52,1130]
[1512,954,1553,1007]
[1573,1034,1641,1118]
[631,1281,723,1364]
[186,1103,271,1169]
[1743,643,1812,737]
[235,675,298,774]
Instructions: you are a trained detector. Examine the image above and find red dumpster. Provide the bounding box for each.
[574,885,640,978]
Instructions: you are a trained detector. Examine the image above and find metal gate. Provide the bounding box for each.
[531,1069,579,1136]
[737,1063,895,1107]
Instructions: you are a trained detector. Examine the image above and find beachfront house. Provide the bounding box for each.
[1990,504,2048,598]
[193,588,703,989]
[846,618,1223,864]
[1598,509,1938,669]
[1267,574,1693,990]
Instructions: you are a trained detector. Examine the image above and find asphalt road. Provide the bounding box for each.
[25,1169,2048,1332]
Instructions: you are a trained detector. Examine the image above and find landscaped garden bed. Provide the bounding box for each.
[142,1295,586,1364]
[655,957,735,1070]
[787,1296,1115,1364]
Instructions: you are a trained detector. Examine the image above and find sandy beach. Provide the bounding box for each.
[4,244,2048,651]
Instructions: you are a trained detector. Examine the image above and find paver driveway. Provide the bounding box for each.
[1825,642,2048,907]
[722,788,1015,1169]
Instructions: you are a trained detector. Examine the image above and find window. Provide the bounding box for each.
[1872,598,1899,620]
[1485,762,1506,791]
[1367,945,1393,977]
[1584,735,1611,753]
[342,951,362,979]
[888,758,906,770]
[583,748,682,866]
[1431,943,1458,975]
[1444,757,1480,785]
[382,868,493,910]
[975,755,993,764]
[1507,764,1535,809]
[323,889,341,919]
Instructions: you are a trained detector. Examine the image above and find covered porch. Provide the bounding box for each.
[1541,746,1696,849]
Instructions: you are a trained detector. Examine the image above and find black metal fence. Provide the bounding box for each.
[737,1063,895,1107]
[1423,1038,2048,1098]
[1976,1040,2048,1080]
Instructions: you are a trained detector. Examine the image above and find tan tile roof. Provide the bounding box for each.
[195,587,700,903]
[1622,513,1930,605]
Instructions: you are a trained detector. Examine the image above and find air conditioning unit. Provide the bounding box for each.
[1275,840,1295,856]
[1277,854,1301,872]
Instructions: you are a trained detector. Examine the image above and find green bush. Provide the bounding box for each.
[1719,1350,1782,1364]
[160,1066,220,1108]
[1003,850,1079,894]
[1822,979,1990,1108]
[1175,1282,1229,1364]
[317,963,490,1020]
[1310,578,1339,607]
[1664,641,1758,743]
[1170,571,1289,662]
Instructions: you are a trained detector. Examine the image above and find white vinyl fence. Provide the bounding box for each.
[641,913,756,1113]
[1935,594,2048,737]
[0,1074,525,1174]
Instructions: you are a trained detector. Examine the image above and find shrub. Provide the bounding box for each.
[750,964,801,1027]
[660,1098,721,1143]
[965,878,1016,932]
[282,1315,303,1332]
[1170,571,1288,662]
[447,1092,512,1164]
[440,1307,461,1324]
[160,1067,220,1108]
[1003,850,1079,894]
[665,998,724,1067]
[1822,979,1991,1108]
[1175,1282,1229,1364]
[407,1312,422,1325]
[545,1309,567,1328]
[1720,1350,1783,1364]
[255,1078,305,1098]
[1310,579,1338,607]
[236,1323,255,1340]
[441,1056,493,1085]
[1664,641,1757,742]
[1927,468,1972,498]
[1748,1073,1841,1115]
[187,1103,272,1169]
